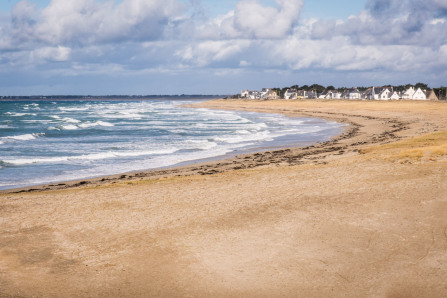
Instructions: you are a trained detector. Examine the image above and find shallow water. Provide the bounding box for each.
[0,99,344,189]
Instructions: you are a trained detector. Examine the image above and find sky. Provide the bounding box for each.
[0,0,446,95]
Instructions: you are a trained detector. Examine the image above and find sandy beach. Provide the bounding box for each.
[1,99,447,297]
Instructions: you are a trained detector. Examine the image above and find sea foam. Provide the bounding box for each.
[78,121,114,128]
[3,148,179,166]
[0,133,42,141]
[0,99,344,190]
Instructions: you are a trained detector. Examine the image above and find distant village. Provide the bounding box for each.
[239,84,446,101]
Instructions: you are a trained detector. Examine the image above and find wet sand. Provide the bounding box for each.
[1,99,447,297]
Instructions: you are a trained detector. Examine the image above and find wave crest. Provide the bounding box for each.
[0,133,44,142]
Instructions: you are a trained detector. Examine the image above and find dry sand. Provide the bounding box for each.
[1,99,447,297]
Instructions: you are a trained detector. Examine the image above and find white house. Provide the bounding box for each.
[363,87,384,100]
[347,88,361,100]
[296,90,307,99]
[260,88,278,100]
[240,88,279,100]
[375,87,388,100]
[260,88,270,99]
[412,88,427,100]
[378,88,392,100]
[319,90,340,99]
[390,91,401,100]
[402,87,415,99]
[241,90,250,98]
[332,91,342,99]
[318,90,331,99]
[284,89,298,100]
[401,87,427,100]
[241,85,437,101]
[248,91,261,99]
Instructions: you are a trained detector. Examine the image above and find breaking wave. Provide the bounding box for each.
[0,133,44,142]
[0,99,344,190]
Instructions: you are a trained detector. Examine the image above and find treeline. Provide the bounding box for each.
[270,83,447,99]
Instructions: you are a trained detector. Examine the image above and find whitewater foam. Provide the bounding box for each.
[212,131,272,144]
[60,124,79,130]
[0,99,344,190]
[62,117,81,124]
[0,133,42,142]
[78,121,114,128]
[5,112,37,117]
[181,140,218,150]
[3,148,180,166]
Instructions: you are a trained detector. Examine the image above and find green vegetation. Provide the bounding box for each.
[267,83,446,100]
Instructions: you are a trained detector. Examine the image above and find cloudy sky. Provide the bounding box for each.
[0,0,446,95]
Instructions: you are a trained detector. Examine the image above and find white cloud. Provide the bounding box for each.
[11,0,36,25]
[11,0,185,45]
[34,0,108,44]
[233,0,302,38]
[176,40,250,67]
[31,46,71,62]
[11,0,38,42]
[439,44,447,58]
[205,0,303,39]
[431,18,446,25]
[310,0,447,47]
[0,27,12,50]
[97,0,184,42]
[264,33,447,74]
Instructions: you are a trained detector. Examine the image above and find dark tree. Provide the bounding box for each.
[415,82,429,90]
[433,87,447,100]
[309,84,325,93]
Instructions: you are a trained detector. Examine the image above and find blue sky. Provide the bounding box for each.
[0,0,446,95]
[0,0,366,18]
[198,0,368,19]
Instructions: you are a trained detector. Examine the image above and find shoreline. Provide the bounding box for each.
[2,99,433,194]
[1,99,388,194]
[2,99,447,297]
[0,105,344,193]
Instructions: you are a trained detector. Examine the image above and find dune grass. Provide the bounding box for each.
[360,130,447,162]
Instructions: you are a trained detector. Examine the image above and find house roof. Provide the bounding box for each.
[403,87,415,95]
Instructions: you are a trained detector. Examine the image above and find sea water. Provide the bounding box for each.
[0,99,343,190]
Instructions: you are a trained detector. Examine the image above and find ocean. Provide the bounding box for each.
[0,99,343,190]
